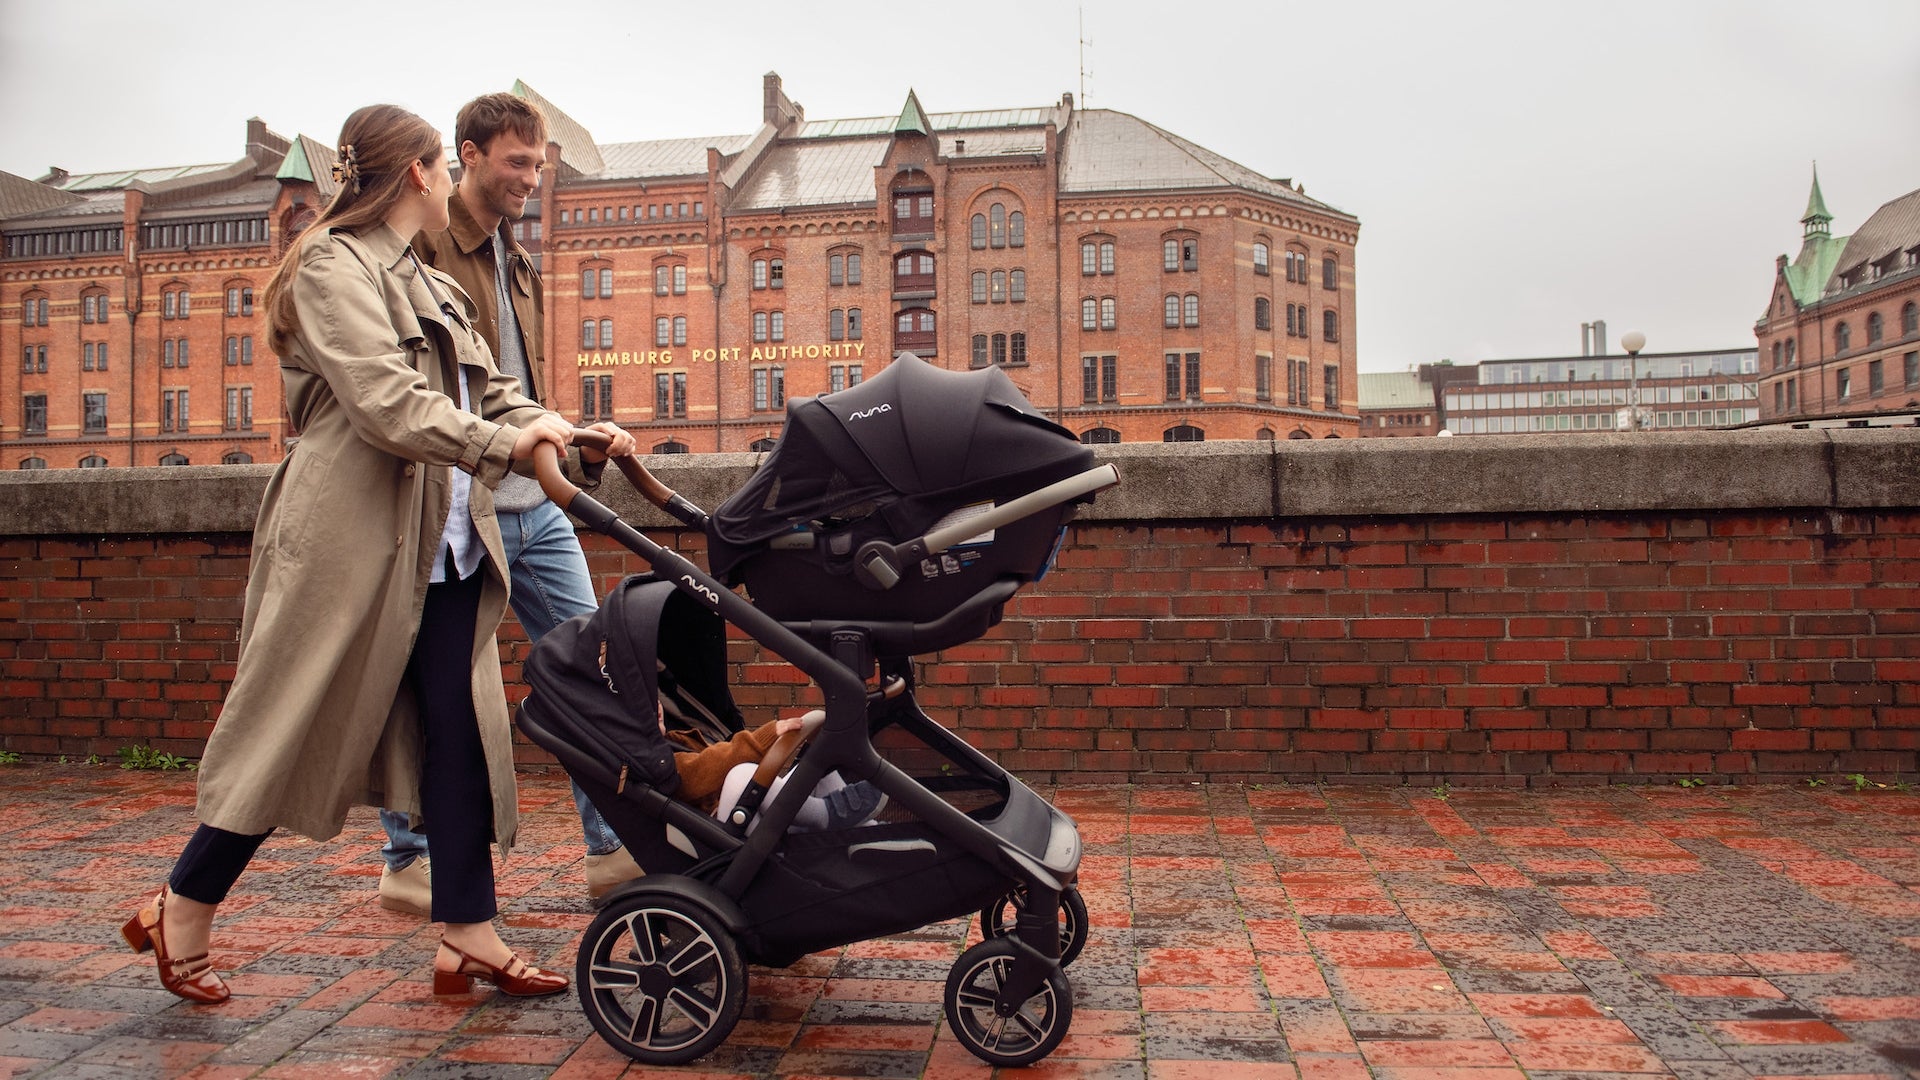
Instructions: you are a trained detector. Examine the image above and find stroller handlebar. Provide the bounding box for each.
[532,429,710,529]
[853,463,1120,591]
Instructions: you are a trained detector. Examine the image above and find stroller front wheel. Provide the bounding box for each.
[943,937,1073,1067]
[577,891,746,1065]
[979,884,1089,966]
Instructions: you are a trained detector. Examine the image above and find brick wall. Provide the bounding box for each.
[2,431,1917,786]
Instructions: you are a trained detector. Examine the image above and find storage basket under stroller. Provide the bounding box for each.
[516,354,1118,1069]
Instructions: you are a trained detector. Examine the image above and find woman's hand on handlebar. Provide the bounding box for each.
[578,421,636,463]
[510,412,574,461]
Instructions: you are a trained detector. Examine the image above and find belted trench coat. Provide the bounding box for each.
[193,222,555,853]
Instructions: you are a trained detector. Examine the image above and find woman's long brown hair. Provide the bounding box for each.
[263,104,442,351]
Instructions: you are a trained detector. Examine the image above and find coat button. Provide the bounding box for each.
[396,536,404,548]
[403,463,416,476]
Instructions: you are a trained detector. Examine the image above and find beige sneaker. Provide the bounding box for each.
[584,845,643,899]
[378,860,431,917]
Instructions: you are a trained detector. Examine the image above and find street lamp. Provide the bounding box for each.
[1620,330,1647,430]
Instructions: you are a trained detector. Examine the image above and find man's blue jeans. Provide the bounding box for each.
[380,500,622,870]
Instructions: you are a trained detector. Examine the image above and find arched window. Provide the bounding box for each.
[750,438,778,453]
[989,204,1007,248]
[1288,429,1312,440]
[1256,427,1276,441]
[829,249,861,286]
[18,457,47,470]
[600,319,613,349]
[581,319,596,349]
[970,214,987,250]
[1010,332,1027,365]
[1836,322,1851,352]
[222,451,253,465]
[1008,211,1025,248]
[79,455,109,468]
[972,334,989,368]
[1323,309,1340,342]
[1867,312,1884,343]
[1322,253,1339,290]
[1253,242,1270,276]
[1163,425,1205,443]
[891,178,933,234]
[972,272,988,304]
[895,308,936,354]
[1771,341,1782,369]
[1786,339,1797,365]
[894,250,935,292]
[652,441,689,455]
[1183,294,1199,327]
[1010,269,1026,303]
[1255,297,1272,330]
[159,451,189,466]
[1099,297,1115,330]
[1164,294,1180,328]
[990,270,1006,303]
[1081,298,1098,331]
[1080,427,1120,445]
[655,317,670,347]
[1904,302,1918,336]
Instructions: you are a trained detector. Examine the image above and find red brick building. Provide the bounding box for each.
[1756,168,1920,424]
[2,75,1361,469]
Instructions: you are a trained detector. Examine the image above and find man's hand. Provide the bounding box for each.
[579,421,636,462]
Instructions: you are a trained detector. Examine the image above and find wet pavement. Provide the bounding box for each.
[0,766,1917,1078]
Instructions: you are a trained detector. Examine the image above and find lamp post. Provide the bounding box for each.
[1620,330,1647,430]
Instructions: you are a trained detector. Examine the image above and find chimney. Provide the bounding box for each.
[955,139,966,154]
[1581,322,1591,356]
[1061,91,1074,109]
[44,166,68,186]
[1593,319,1606,354]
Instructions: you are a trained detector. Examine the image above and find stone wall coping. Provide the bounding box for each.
[2,428,1916,537]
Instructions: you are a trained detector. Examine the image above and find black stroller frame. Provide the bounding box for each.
[520,357,1119,1068]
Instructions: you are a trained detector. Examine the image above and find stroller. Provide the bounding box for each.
[518,354,1119,1068]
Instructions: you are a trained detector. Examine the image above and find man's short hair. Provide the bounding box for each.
[455,93,547,155]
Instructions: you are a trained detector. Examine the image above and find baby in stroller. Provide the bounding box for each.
[660,701,886,833]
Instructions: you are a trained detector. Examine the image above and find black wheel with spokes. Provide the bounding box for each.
[576,891,746,1065]
[979,884,1088,966]
[943,937,1073,1067]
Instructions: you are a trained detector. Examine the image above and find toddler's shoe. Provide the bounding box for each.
[824,781,888,829]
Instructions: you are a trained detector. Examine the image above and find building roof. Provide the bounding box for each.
[1358,371,1432,410]
[591,135,756,181]
[513,79,604,176]
[729,136,891,211]
[276,134,341,200]
[42,162,233,193]
[0,171,87,221]
[1058,110,1352,220]
[1825,186,1920,290]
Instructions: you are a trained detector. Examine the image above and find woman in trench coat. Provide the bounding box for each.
[121,104,578,1002]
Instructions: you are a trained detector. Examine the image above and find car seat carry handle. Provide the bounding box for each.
[722,709,827,829]
[853,463,1120,590]
[546,429,710,530]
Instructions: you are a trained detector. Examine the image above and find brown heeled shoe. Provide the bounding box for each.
[432,941,568,997]
[120,890,230,1004]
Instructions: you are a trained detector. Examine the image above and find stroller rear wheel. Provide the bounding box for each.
[979,884,1088,966]
[943,937,1073,1067]
[576,891,746,1065]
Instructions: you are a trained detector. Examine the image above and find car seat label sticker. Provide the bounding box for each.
[930,501,998,547]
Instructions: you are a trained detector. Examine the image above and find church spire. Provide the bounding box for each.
[1801,162,1832,239]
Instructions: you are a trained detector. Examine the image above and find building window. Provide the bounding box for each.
[1081,355,1117,404]
[1010,332,1026,365]
[18,457,46,470]
[583,269,597,298]
[655,266,669,295]
[600,268,614,298]
[1324,363,1340,409]
[1164,294,1180,328]
[225,387,253,430]
[655,317,670,347]
[83,392,107,434]
[990,271,1006,303]
[1183,294,1199,327]
[582,320,597,349]
[769,259,784,290]
[673,316,686,347]
[752,259,768,290]
[1080,427,1120,445]
[1009,211,1024,248]
[753,311,768,342]
[972,334,989,368]
[1785,339,1796,366]
[1836,322,1851,352]
[971,214,987,250]
[654,371,688,418]
[1254,242,1270,276]
[1322,255,1338,289]
[1288,359,1309,405]
[1081,242,1097,276]
[989,204,1006,248]
[600,319,613,349]
[1164,352,1200,401]
[770,311,784,342]
[830,253,845,285]
[1904,302,1918,337]
[1082,298,1098,331]
[1323,309,1339,342]
[893,250,935,292]
[23,394,46,436]
[1867,311,1884,344]
[1163,236,1198,272]
[973,272,989,305]
[1164,424,1205,443]
[583,374,614,421]
[847,308,862,340]
[830,308,846,341]
[653,441,689,454]
[752,366,786,411]
[1255,297,1272,330]
[1772,341,1782,369]
[845,253,861,284]
[992,333,1008,366]
[674,265,686,295]
[1836,369,1851,400]
[79,455,108,468]
[893,186,934,233]
[1010,270,1026,303]
[894,308,936,353]
[1099,297,1115,330]
[1256,355,1272,401]
[1868,358,1884,396]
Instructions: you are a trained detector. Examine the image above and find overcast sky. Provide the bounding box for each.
[4,0,1916,372]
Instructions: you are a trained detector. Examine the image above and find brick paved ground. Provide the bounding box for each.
[0,766,1916,1078]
